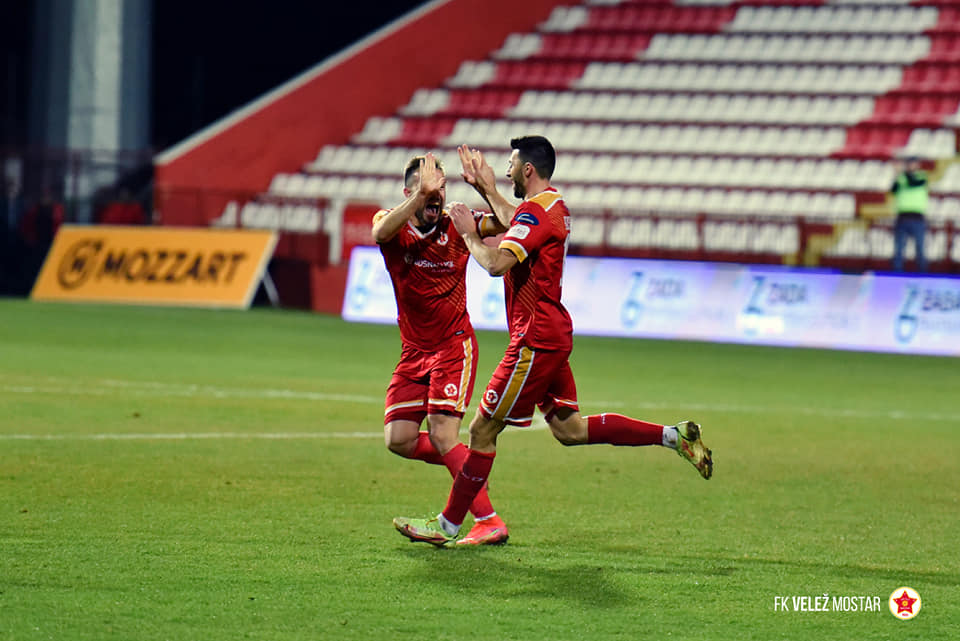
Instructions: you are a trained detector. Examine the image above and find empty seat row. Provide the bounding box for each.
[442,118,849,155]
[541,5,735,35]
[495,32,652,61]
[644,33,930,63]
[403,87,877,126]
[356,116,951,161]
[559,153,893,191]
[308,144,896,191]
[309,145,511,182]
[269,168,857,220]
[577,61,902,94]
[448,60,588,90]
[727,5,939,33]
[495,31,950,65]
[450,58,909,94]
[582,5,736,32]
[509,91,875,125]
[563,185,857,219]
[541,4,937,36]
[268,172,496,210]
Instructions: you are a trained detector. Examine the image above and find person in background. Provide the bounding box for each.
[18,186,64,290]
[0,176,26,294]
[96,187,148,226]
[891,156,929,272]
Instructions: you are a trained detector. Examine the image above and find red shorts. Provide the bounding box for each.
[384,333,478,424]
[478,341,579,427]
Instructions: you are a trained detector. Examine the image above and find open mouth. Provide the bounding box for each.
[424,202,441,217]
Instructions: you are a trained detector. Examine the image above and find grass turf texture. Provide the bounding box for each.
[1,299,957,641]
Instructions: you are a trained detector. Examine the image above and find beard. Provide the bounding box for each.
[415,199,443,230]
[512,177,526,199]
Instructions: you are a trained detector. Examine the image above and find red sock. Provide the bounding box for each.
[408,432,444,465]
[587,413,662,446]
[442,449,496,527]
[442,443,496,519]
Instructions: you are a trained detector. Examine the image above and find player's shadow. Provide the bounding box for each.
[595,545,955,587]
[706,553,957,587]
[401,540,953,611]
[398,541,738,609]
[401,546,632,609]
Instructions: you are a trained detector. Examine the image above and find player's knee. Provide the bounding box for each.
[425,415,460,455]
[551,427,580,446]
[468,418,501,451]
[384,423,417,458]
[429,431,458,455]
[386,439,415,457]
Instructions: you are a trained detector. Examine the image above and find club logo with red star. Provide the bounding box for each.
[888,587,921,620]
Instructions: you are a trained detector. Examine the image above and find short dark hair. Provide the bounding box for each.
[403,155,444,188]
[510,135,555,179]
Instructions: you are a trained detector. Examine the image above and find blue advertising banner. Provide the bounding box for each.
[343,246,960,357]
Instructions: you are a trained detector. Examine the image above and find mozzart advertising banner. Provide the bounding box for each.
[31,225,277,308]
[343,246,960,357]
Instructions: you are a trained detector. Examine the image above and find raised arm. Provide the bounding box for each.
[458,145,514,230]
[448,202,518,276]
[372,154,444,243]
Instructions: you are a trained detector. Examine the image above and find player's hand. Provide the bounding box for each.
[418,152,445,197]
[458,145,496,195]
[447,202,475,236]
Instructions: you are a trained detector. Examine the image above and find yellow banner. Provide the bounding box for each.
[31,225,277,308]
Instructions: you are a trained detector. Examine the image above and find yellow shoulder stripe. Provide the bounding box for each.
[529,191,563,212]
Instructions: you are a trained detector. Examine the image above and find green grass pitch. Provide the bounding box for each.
[1,298,958,640]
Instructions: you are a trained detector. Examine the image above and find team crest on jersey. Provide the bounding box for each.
[515,212,539,226]
[438,232,449,246]
[484,389,499,405]
[444,383,458,397]
[505,225,530,240]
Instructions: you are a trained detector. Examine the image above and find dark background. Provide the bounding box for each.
[1,0,427,152]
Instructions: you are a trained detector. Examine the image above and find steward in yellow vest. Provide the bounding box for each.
[890,157,929,272]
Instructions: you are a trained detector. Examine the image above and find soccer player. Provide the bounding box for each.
[393,137,713,546]
[372,152,508,546]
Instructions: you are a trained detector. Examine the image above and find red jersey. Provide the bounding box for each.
[375,210,479,351]
[497,188,573,351]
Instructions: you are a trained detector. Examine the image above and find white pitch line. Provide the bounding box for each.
[0,379,381,404]
[0,425,551,442]
[0,431,385,441]
[1,377,958,431]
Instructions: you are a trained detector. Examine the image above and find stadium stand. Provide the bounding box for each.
[258,0,957,270]
[160,0,960,309]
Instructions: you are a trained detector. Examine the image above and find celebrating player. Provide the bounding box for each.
[372,152,508,546]
[394,137,713,546]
